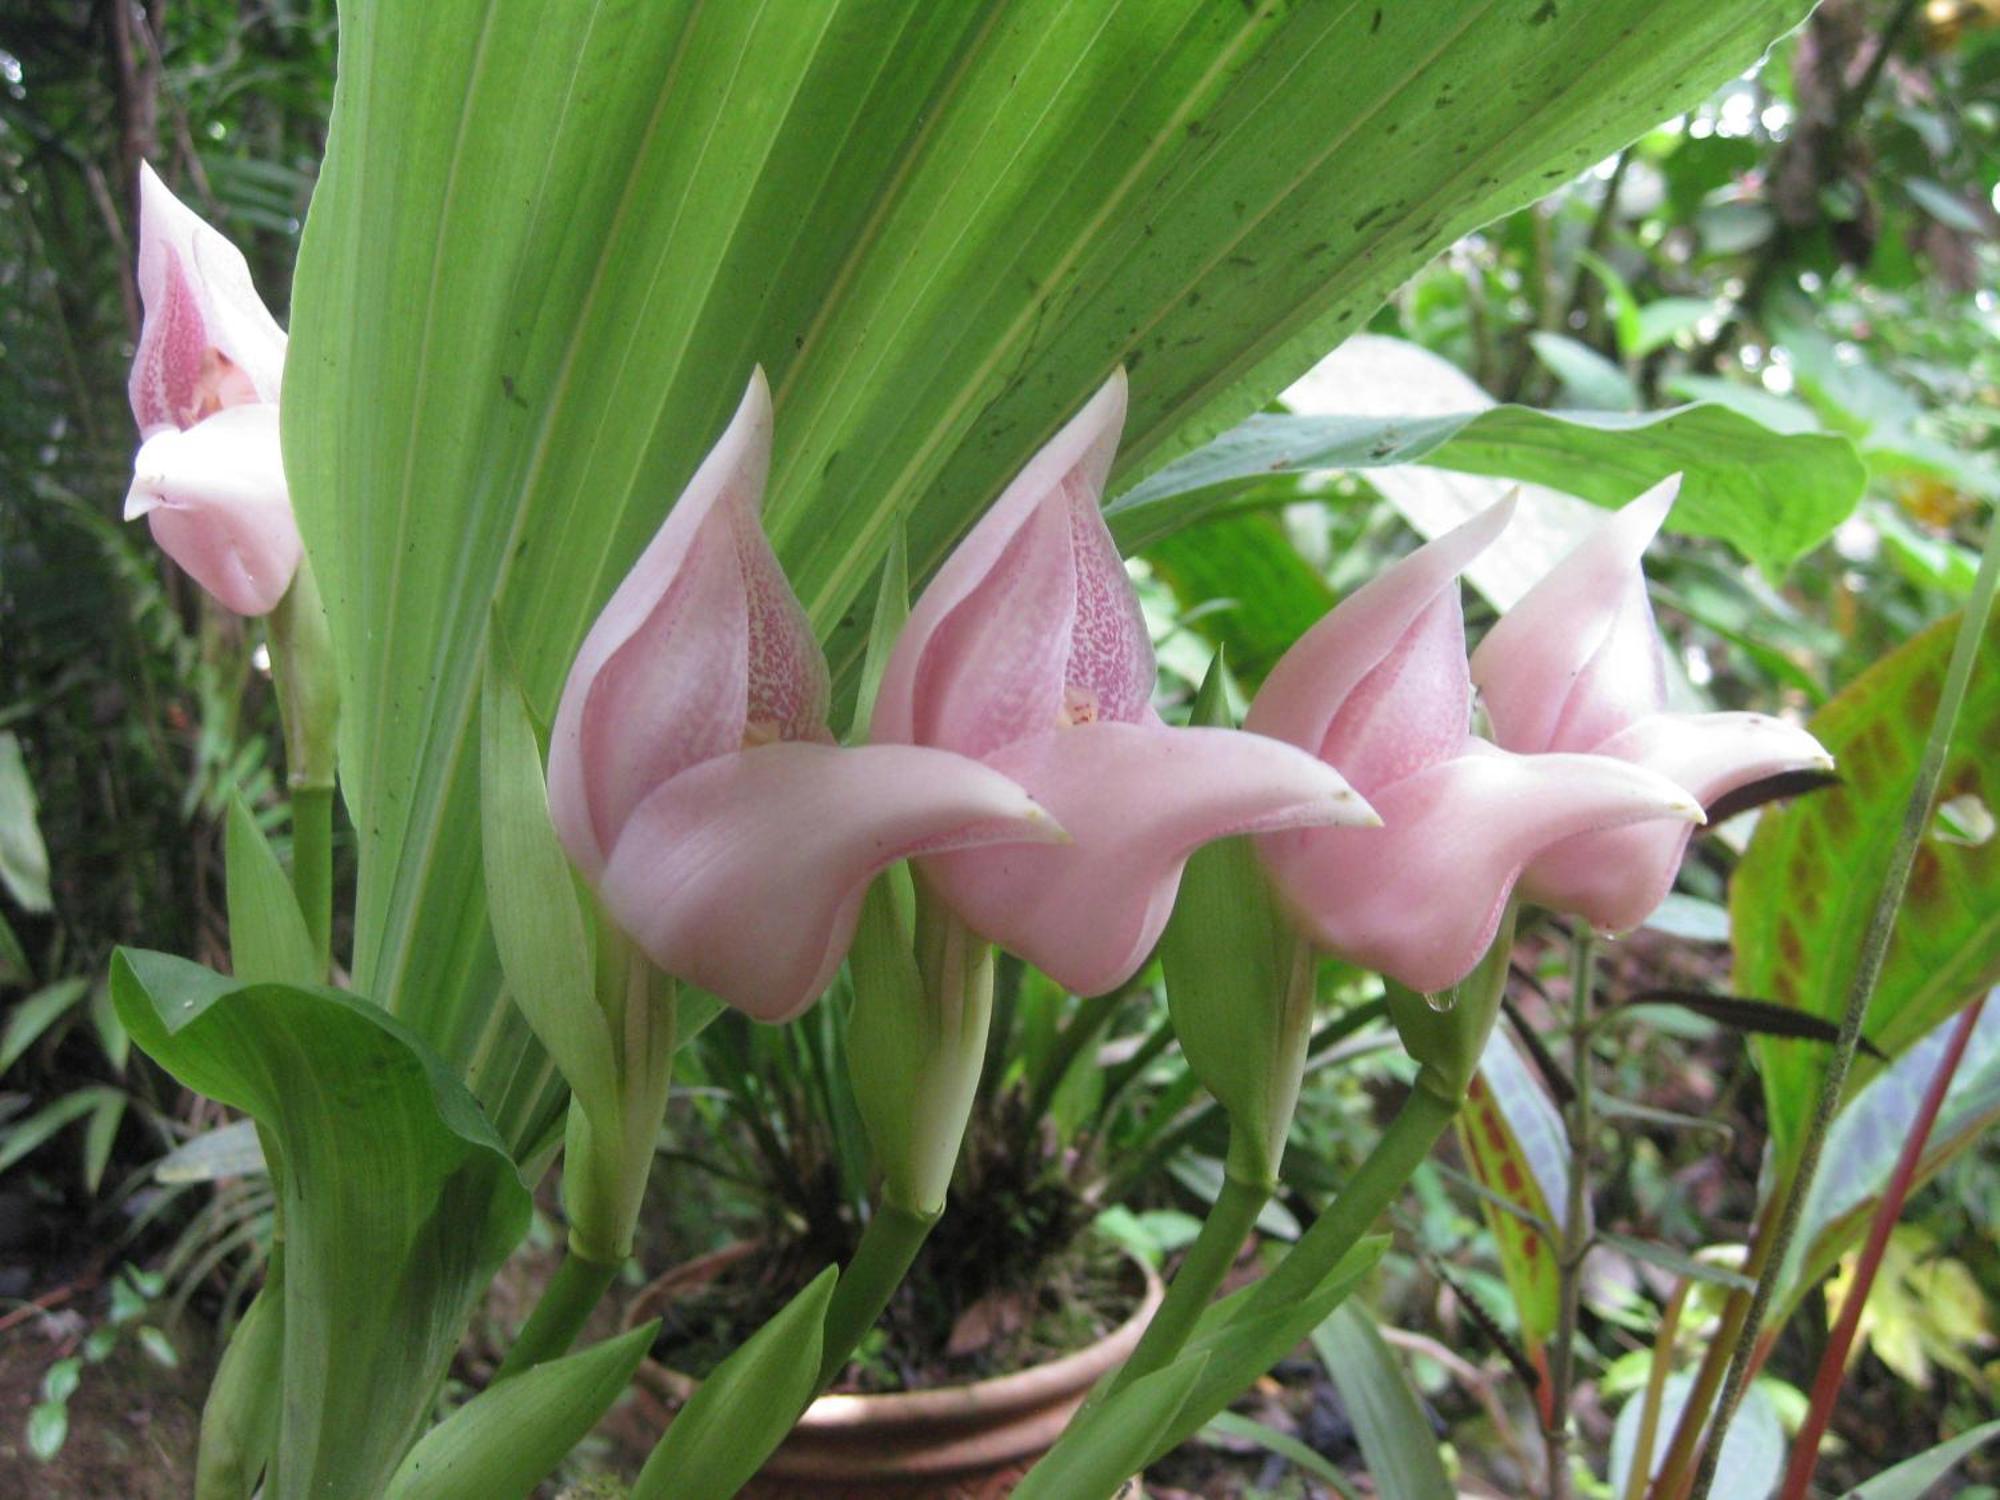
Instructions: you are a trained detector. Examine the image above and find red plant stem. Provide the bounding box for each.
[1777,995,1986,1500]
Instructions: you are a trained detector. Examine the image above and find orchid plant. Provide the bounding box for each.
[97,5,2000,1498]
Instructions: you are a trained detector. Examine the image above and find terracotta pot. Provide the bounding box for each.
[625,1240,1164,1499]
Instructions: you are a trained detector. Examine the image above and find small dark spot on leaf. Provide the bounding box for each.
[1371,7,1383,32]
[499,374,527,409]
[1532,0,1557,23]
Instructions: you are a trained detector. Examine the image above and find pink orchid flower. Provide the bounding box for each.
[872,372,1377,998]
[1470,478,1833,932]
[547,371,1059,1024]
[124,163,300,616]
[1246,497,1706,994]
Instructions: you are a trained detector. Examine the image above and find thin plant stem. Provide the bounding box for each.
[1248,1084,1461,1315]
[1623,1280,1691,1500]
[492,1249,623,1381]
[1546,924,1599,1500]
[289,785,333,977]
[814,1199,938,1391]
[266,558,339,979]
[1778,995,1986,1500]
[1106,1155,1271,1396]
[1681,507,2000,1500]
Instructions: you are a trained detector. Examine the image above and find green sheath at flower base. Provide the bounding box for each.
[265,558,339,974]
[1158,654,1318,1189]
[845,865,991,1220]
[825,866,993,1389]
[1385,901,1520,1107]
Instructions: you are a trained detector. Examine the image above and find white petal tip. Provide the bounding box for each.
[1677,798,1708,825]
[123,484,162,520]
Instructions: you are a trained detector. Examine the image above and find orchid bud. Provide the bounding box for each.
[547,370,1059,1024]
[1470,478,1835,932]
[873,371,1377,997]
[1246,497,1706,994]
[126,164,299,616]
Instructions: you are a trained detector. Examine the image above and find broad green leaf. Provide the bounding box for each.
[0,977,89,1075]
[224,799,317,990]
[1012,1355,1205,1500]
[1611,1375,1784,1500]
[386,1322,656,1500]
[286,0,1819,1137]
[848,523,909,743]
[1777,995,2000,1315]
[197,1263,284,1500]
[1458,1029,1569,1351]
[1108,402,1865,575]
[1840,1417,2000,1500]
[631,1265,837,1500]
[478,646,616,1124]
[1146,516,1338,682]
[111,950,529,1500]
[1311,1303,1454,1500]
[1737,606,2000,1171]
[1529,330,1639,410]
[0,731,51,913]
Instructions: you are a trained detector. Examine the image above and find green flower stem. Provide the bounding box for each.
[265,558,339,979]
[815,1198,940,1392]
[1249,1083,1460,1315]
[1250,913,1518,1318]
[1545,923,1599,1500]
[1105,1158,1272,1397]
[1675,502,2000,1500]
[288,785,333,978]
[492,1249,623,1382]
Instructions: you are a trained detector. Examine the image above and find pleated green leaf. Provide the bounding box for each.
[285,0,1817,1140]
[111,950,529,1500]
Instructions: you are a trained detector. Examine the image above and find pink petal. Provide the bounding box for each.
[129,163,287,436]
[1260,741,1703,993]
[548,373,777,876]
[1519,710,1833,931]
[1470,477,1678,754]
[876,372,1129,753]
[124,404,300,616]
[597,743,1059,1023]
[1245,495,1516,771]
[921,722,1375,998]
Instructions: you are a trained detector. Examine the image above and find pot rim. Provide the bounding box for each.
[624,1236,1165,1431]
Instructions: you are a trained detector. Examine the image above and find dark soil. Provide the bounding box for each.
[651,1229,1146,1395]
[0,1313,211,1499]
